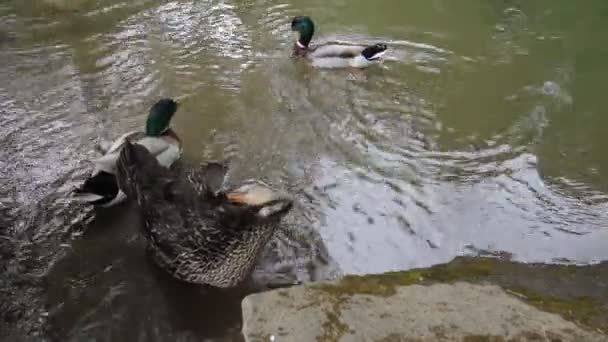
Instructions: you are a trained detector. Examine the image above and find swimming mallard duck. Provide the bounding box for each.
[115,140,293,288]
[290,16,388,68]
[73,98,182,207]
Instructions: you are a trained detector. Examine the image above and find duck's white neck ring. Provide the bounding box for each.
[296,41,306,49]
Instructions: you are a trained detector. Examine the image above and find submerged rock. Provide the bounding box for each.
[242,282,604,341]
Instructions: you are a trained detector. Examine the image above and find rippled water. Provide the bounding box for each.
[1,0,608,340]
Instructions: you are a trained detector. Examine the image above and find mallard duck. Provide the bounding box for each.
[115,140,293,288]
[73,98,182,207]
[290,16,388,69]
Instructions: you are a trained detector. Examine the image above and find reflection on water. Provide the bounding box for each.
[1,0,608,339]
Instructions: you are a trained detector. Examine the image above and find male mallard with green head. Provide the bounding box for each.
[74,98,182,207]
[115,140,293,288]
[291,16,388,69]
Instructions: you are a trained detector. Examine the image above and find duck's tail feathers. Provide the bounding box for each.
[361,43,388,61]
[73,171,119,206]
[116,139,168,199]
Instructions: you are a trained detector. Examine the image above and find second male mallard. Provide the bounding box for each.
[291,16,388,68]
[74,98,182,207]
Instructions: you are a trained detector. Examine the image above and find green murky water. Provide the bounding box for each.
[1,0,607,340]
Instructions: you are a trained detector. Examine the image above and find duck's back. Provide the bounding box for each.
[306,43,374,69]
[116,142,280,288]
[142,186,280,288]
[153,208,277,287]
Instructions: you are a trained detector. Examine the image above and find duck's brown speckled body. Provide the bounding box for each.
[116,141,293,288]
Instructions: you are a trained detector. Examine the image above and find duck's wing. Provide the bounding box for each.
[140,186,274,288]
[170,202,278,288]
[307,42,388,69]
[136,136,181,168]
[93,133,176,172]
[309,42,366,59]
[177,169,291,287]
[105,130,144,155]
[91,131,145,173]
[189,181,293,287]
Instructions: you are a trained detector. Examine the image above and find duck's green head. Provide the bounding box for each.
[145,98,178,136]
[291,16,315,47]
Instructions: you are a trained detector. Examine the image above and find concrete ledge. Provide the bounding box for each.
[242,281,605,342]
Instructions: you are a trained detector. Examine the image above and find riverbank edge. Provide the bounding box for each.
[241,256,608,341]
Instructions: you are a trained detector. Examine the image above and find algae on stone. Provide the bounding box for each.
[312,256,608,334]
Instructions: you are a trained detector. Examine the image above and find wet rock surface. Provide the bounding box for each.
[241,257,608,342]
[242,283,604,342]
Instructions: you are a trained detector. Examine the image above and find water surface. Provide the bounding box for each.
[1,0,607,340]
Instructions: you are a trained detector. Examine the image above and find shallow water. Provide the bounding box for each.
[1,0,608,340]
